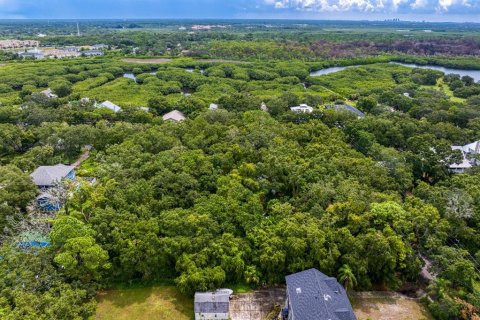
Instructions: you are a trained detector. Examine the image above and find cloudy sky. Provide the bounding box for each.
[0,0,478,21]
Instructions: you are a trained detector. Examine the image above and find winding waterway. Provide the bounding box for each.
[310,63,480,82]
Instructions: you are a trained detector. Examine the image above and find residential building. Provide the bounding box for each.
[98,100,122,112]
[163,110,186,122]
[450,141,480,173]
[326,104,365,118]
[194,289,233,320]
[290,104,313,113]
[209,103,219,110]
[283,268,356,320]
[19,51,44,59]
[92,43,108,50]
[30,164,76,211]
[82,50,104,57]
[30,164,76,189]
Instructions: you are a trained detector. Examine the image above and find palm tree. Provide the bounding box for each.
[337,264,357,293]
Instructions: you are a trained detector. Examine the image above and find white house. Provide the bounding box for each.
[450,141,480,173]
[209,103,219,110]
[290,104,313,113]
[97,101,122,112]
[194,289,232,320]
[162,110,186,122]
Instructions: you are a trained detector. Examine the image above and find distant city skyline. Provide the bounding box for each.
[0,0,478,22]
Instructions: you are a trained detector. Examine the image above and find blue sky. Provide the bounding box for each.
[0,0,478,22]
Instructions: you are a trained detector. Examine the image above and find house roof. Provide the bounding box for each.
[291,104,313,113]
[327,104,365,118]
[286,268,356,320]
[30,164,75,187]
[99,100,121,112]
[450,142,480,169]
[162,110,186,122]
[194,289,232,314]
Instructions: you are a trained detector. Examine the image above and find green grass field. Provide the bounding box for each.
[95,286,194,320]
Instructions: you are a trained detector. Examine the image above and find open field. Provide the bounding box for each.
[96,286,193,320]
[351,292,433,320]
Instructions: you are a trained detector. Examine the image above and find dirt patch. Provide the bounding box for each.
[230,287,286,320]
[122,58,172,64]
[351,292,433,320]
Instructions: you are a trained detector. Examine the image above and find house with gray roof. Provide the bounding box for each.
[283,268,356,320]
[30,164,75,189]
[326,104,365,119]
[30,164,76,211]
[194,289,232,320]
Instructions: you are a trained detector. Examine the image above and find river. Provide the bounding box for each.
[310,63,480,82]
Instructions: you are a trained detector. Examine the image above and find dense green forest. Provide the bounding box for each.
[1,20,480,319]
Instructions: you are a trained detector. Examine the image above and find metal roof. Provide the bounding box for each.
[30,164,75,187]
[327,105,365,118]
[99,100,121,112]
[194,290,231,314]
[162,110,186,122]
[286,268,356,320]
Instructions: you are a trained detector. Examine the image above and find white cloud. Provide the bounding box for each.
[411,0,428,8]
[262,0,475,12]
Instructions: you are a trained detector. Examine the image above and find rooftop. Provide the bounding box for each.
[163,110,186,122]
[286,268,356,320]
[194,289,232,314]
[30,164,75,187]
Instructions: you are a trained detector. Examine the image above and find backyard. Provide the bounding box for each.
[95,286,194,320]
[351,292,434,320]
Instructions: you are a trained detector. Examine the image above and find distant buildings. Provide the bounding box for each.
[283,269,356,320]
[163,110,186,122]
[290,104,313,113]
[82,49,104,57]
[194,289,233,320]
[450,141,480,174]
[18,50,44,59]
[209,103,219,110]
[0,39,39,49]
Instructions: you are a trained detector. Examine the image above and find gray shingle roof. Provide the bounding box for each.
[286,268,356,320]
[30,164,75,187]
[194,290,231,314]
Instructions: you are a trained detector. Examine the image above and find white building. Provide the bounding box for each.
[194,289,232,320]
[450,141,480,173]
[209,103,219,110]
[290,104,313,113]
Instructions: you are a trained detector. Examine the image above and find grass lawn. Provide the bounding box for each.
[351,292,433,320]
[95,286,194,320]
